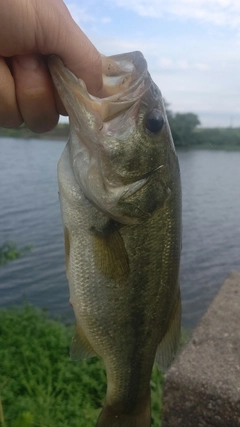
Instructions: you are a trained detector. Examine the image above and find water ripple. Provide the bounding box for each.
[1,140,240,329]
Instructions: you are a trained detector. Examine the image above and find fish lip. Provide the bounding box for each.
[48,55,103,134]
[48,53,151,123]
[48,55,92,109]
[48,55,79,87]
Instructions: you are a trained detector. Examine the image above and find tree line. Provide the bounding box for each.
[165,101,240,148]
[1,105,240,148]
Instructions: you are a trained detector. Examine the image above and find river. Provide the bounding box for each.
[0,137,240,330]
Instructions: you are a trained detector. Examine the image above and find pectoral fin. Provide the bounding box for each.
[91,221,129,281]
[155,289,181,371]
[70,324,97,361]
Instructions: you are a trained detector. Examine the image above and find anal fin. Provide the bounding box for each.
[155,288,181,372]
[70,324,97,361]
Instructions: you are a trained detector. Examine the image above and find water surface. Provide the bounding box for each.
[0,138,240,329]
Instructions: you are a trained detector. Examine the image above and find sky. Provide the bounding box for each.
[63,0,240,127]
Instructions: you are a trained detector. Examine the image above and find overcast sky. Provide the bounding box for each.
[64,0,240,127]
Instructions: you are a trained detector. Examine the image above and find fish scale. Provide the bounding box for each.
[49,51,181,427]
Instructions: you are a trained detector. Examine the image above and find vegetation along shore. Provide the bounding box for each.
[0,305,166,427]
[1,105,240,149]
[0,250,188,427]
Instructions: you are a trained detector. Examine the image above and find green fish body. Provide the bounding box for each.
[49,51,181,427]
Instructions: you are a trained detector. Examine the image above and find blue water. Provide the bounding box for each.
[1,138,240,329]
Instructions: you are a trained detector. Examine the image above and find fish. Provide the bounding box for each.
[48,51,181,427]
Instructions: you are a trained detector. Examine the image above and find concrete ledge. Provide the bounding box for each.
[162,271,240,427]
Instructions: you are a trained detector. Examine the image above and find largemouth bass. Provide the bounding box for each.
[48,51,181,427]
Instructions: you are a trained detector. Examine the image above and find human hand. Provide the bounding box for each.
[0,0,102,132]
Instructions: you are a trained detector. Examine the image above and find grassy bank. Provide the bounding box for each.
[0,124,69,141]
[0,305,164,427]
[194,127,240,150]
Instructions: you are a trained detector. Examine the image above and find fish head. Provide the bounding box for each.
[49,52,177,224]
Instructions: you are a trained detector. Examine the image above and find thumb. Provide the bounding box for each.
[37,0,102,96]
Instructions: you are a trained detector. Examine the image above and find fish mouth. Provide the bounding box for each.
[49,53,154,224]
[48,52,151,125]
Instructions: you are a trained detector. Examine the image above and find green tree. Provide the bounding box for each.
[168,112,200,146]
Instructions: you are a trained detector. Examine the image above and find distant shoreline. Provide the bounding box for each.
[1,123,240,150]
[176,143,240,151]
[0,123,69,141]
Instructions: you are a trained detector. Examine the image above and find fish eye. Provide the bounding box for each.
[146,110,164,133]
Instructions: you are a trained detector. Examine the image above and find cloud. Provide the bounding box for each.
[67,3,95,25]
[195,62,210,71]
[112,0,240,27]
[157,57,210,71]
[66,2,111,25]
[158,57,174,70]
[101,17,112,24]
[63,0,240,127]
[94,37,163,56]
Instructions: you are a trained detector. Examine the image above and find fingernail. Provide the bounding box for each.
[15,54,41,71]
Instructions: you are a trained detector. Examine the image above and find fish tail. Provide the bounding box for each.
[96,394,151,427]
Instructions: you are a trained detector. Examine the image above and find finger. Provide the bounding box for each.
[55,22,103,96]
[11,53,59,133]
[36,0,103,96]
[0,56,23,128]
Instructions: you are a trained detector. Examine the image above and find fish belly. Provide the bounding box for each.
[58,141,181,426]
